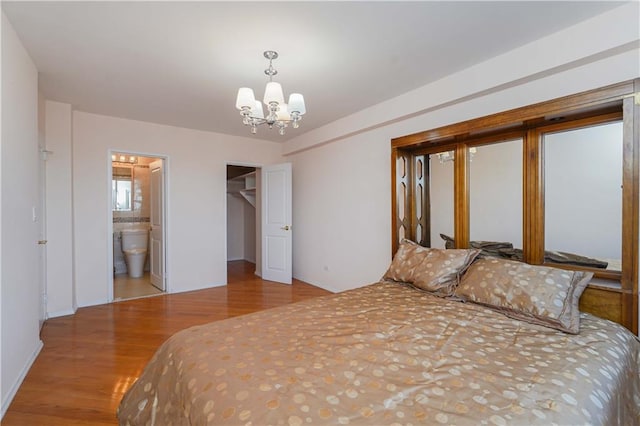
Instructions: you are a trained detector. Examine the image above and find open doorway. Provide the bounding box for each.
[227,164,261,282]
[110,152,166,301]
[226,162,293,285]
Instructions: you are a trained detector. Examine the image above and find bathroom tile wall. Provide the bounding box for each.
[134,163,150,218]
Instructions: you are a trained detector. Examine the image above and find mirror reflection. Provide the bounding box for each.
[112,166,132,211]
[544,121,623,271]
[428,150,454,248]
[468,139,523,256]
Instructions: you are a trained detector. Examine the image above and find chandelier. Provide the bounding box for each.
[235,51,306,135]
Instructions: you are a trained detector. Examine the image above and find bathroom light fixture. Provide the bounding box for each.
[235,51,306,136]
[112,153,138,164]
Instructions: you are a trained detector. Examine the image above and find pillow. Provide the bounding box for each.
[455,257,593,334]
[384,239,480,297]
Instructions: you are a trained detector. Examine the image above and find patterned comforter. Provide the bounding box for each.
[118,281,640,425]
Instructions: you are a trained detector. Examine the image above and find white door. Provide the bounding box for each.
[261,163,293,284]
[150,160,165,290]
[38,148,48,328]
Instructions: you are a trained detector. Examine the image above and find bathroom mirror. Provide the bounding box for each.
[112,166,133,211]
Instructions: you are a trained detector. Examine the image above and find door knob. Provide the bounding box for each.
[281,225,291,231]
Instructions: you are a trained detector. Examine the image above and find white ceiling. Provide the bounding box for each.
[2,1,623,142]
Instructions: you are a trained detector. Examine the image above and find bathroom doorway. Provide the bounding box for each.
[110,152,167,301]
[226,164,261,280]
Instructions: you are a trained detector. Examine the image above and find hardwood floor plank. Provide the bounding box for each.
[2,261,331,425]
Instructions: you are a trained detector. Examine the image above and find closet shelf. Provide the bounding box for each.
[239,189,256,207]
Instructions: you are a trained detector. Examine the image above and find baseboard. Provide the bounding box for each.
[1,339,44,419]
[47,307,77,319]
[170,281,226,294]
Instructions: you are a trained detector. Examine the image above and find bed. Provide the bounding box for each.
[118,241,640,425]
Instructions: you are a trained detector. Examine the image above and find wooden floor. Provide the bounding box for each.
[2,261,331,425]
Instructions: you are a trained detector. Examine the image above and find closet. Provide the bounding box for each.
[227,165,258,265]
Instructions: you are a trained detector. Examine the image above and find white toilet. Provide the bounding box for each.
[121,228,148,278]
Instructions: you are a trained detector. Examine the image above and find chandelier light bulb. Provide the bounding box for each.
[236,88,256,110]
[235,51,306,136]
[288,93,306,115]
[276,104,291,121]
[251,101,264,119]
[263,82,285,105]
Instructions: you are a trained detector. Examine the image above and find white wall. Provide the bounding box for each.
[283,3,639,157]
[289,130,391,292]
[1,11,43,417]
[69,112,282,307]
[45,101,75,317]
[284,3,639,293]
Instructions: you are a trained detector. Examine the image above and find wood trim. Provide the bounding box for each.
[391,147,398,256]
[423,155,432,248]
[579,286,623,325]
[453,144,469,248]
[464,130,526,148]
[544,262,622,281]
[413,155,429,247]
[392,80,633,148]
[410,156,418,244]
[411,142,460,158]
[392,149,415,254]
[535,111,623,134]
[523,129,544,264]
[390,80,638,333]
[621,80,640,334]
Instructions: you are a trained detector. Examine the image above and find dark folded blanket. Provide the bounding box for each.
[439,234,608,269]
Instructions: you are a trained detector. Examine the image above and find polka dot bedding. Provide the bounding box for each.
[117,281,640,425]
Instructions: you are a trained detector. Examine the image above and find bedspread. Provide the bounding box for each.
[118,281,640,425]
